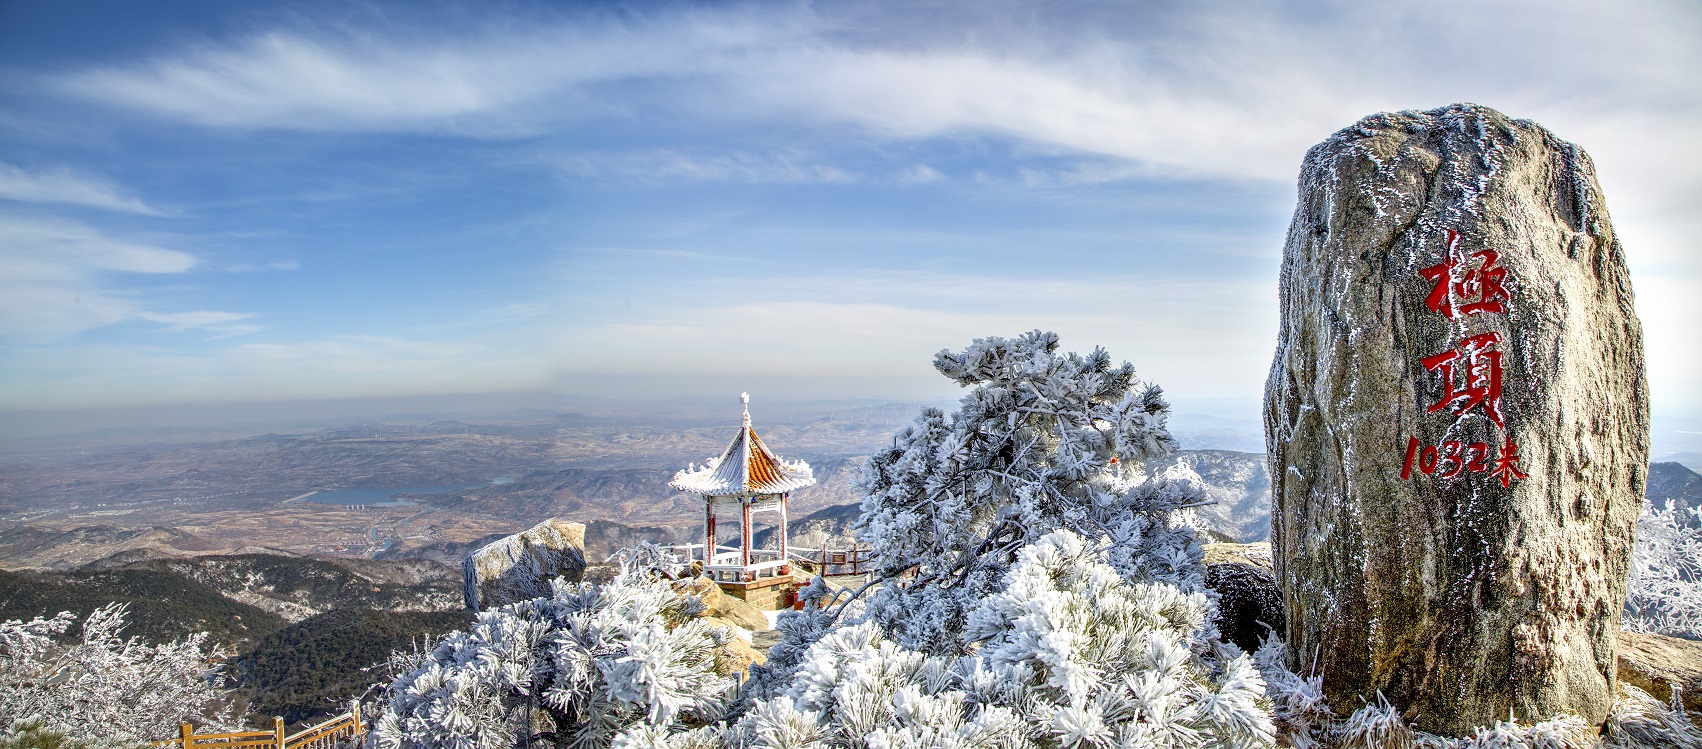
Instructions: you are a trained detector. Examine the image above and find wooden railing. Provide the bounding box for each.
[155,706,364,749]
[666,543,870,576]
[788,545,869,576]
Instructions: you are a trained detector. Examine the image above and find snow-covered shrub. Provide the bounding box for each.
[370,572,734,749]
[734,529,1274,749]
[609,542,691,580]
[1624,501,1702,640]
[0,717,134,749]
[855,331,1209,654]
[0,604,233,745]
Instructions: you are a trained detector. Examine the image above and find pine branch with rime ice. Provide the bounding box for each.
[0,603,235,745]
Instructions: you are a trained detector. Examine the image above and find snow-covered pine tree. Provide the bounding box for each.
[728,332,1275,749]
[854,330,1210,654]
[370,572,734,749]
[0,603,234,745]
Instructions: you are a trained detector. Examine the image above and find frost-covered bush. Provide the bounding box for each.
[855,331,1209,654]
[608,541,692,580]
[1624,502,1702,640]
[0,604,233,745]
[0,718,141,749]
[733,529,1274,749]
[370,572,734,749]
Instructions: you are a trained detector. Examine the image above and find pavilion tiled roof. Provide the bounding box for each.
[670,395,816,497]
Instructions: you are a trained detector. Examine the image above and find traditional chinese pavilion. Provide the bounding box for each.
[670,394,814,608]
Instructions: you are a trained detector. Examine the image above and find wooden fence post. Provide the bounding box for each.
[180,723,193,749]
[273,717,285,749]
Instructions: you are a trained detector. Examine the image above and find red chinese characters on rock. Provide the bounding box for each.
[1402,435,1529,488]
[1403,229,1525,487]
[1421,331,1506,427]
[1420,230,1511,318]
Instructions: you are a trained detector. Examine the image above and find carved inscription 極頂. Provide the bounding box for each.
[1400,229,1527,487]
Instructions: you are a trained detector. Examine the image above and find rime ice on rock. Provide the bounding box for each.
[461,517,587,610]
[1265,103,1647,735]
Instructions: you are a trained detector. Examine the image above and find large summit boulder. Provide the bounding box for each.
[462,518,587,610]
[1265,104,1647,734]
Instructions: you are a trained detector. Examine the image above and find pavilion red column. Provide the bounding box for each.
[704,500,716,567]
[779,492,790,574]
[741,498,753,579]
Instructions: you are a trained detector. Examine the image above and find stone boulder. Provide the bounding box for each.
[1265,104,1647,734]
[715,635,769,679]
[1617,630,1702,721]
[670,576,771,679]
[673,575,770,632]
[1204,541,1273,570]
[462,518,586,610]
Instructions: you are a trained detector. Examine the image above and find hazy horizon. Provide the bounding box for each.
[3,390,1697,463]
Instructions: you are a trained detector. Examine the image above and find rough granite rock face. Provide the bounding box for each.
[1265,103,1648,735]
[462,518,587,610]
[1616,630,1702,722]
[673,575,770,632]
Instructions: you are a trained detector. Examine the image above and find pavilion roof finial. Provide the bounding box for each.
[741,392,751,427]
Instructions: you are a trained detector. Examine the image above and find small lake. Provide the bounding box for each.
[305,484,481,507]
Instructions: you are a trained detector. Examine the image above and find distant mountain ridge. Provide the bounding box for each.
[0,524,290,571]
[0,553,460,647]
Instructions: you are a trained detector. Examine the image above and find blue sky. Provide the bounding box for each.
[0,1,1698,433]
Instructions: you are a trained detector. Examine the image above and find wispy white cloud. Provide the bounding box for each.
[14,0,1698,410]
[558,149,857,184]
[52,11,802,135]
[896,164,942,185]
[0,163,165,215]
[138,310,261,336]
[47,1,1702,187]
[0,215,252,337]
[226,260,300,273]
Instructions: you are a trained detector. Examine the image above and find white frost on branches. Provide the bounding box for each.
[1624,502,1702,641]
[733,529,1275,749]
[854,331,1210,653]
[371,572,733,749]
[725,333,1272,748]
[0,603,233,745]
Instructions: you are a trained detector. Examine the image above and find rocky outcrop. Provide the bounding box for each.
[1617,630,1702,720]
[673,575,770,632]
[462,518,586,610]
[1265,104,1647,734]
[671,576,770,678]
